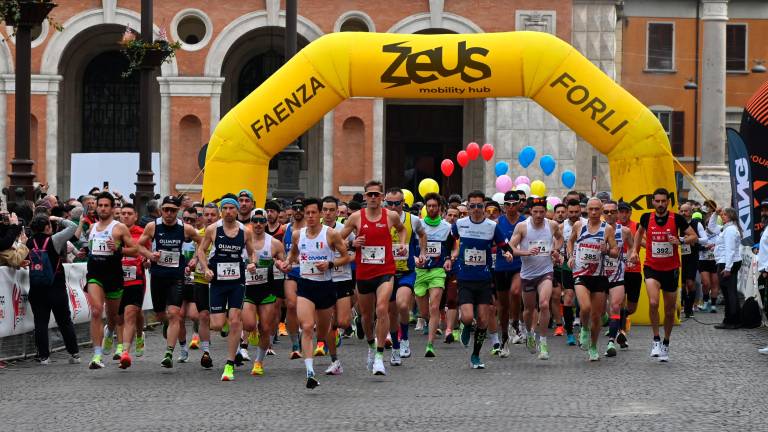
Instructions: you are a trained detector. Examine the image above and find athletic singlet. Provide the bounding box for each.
[561,217,587,270]
[298,225,334,282]
[246,233,274,286]
[121,225,144,287]
[644,212,680,271]
[283,223,301,278]
[391,212,419,273]
[87,220,122,277]
[572,221,607,277]
[495,214,525,272]
[451,216,506,281]
[150,218,186,279]
[603,223,625,283]
[520,218,554,280]
[624,220,641,273]
[331,221,354,282]
[192,227,210,284]
[355,208,395,280]
[208,220,246,286]
[422,219,452,269]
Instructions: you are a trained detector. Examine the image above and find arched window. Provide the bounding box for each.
[82,51,140,152]
[237,49,284,103]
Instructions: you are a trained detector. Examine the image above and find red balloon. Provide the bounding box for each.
[440,159,455,177]
[466,142,480,160]
[456,150,469,168]
[481,143,494,161]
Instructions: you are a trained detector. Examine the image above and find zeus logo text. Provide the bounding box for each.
[380,41,491,89]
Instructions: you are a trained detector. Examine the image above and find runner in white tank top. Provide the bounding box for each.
[509,198,563,360]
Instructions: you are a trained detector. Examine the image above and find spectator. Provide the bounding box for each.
[26,214,83,365]
[448,194,462,209]
[0,212,28,268]
[714,207,743,330]
[138,199,160,228]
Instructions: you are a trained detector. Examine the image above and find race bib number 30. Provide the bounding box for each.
[361,246,386,264]
[651,241,673,258]
[464,248,486,266]
[217,262,240,280]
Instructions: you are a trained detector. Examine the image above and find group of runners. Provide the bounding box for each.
[80,181,714,388]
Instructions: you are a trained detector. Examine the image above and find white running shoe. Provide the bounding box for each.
[499,342,511,358]
[366,348,374,371]
[390,349,402,366]
[324,360,343,375]
[178,349,190,363]
[372,356,387,376]
[650,340,662,358]
[658,344,669,362]
[399,340,411,358]
[573,317,581,327]
[239,348,251,362]
[39,357,50,365]
[415,318,426,332]
[511,331,524,345]
[759,346,768,355]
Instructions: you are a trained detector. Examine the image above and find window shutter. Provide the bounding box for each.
[671,111,685,156]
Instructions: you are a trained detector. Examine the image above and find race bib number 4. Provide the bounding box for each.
[246,267,269,285]
[122,265,137,281]
[361,246,386,264]
[91,238,112,256]
[651,241,673,258]
[681,244,691,256]
[425,241,441,258]
[217,262,240,280]
[464,248,486,266]
[158,250,181,268]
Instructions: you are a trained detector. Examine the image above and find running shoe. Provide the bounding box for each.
[201,351,213,369]
[460,324,472,348]
[306,371,319,389]
[119,352,132,369]
[161,353,173,368]
[372,354,387,375]
[102,325,114,354]
[605,341,617,357]
[650,340,662,358]
[325,360,343,375]
[616,331,629,350]
[538,340,550,360]
[400,340,411,358]
[266,348,276,356]
[470,355,485,369]
[436,328,443,336]
[415,318,426,332]
[239,347,251,362]
[658,344,669,362]
[390,349,402,366]
[588,345,600,361]
[343,326,354,338]
[499,342,511,358]
[698,301,711,313]
[758,346,768,355]
[278,322,288,336]
[221,364,234,381]
[178,349,190,363]
[490,343,501,356]
[444,332,455,344]
[554,325,565,336]
[526,335,536,354]
[290,350,302,360]
[710,304,718,314]
[112,343,123,361]
[189,333,200,350]
[425,344,436,358]
[39,357,50,365]
[367,348,375,371]
[69,354,81,365]
[384,334,393,349]
[314,342,327,357]
[135,332,145,357]
[578,327,590,350]
[573,317,581,327]
[251,361,264,376]
[354,315,365,340]
[89,354,104,370]
[220,321,230,338]
[566,334,577,346]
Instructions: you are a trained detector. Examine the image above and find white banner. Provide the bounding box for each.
[0,264,155,338]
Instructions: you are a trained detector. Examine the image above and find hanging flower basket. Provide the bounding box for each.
[120,26,181,78]
[1,0,61,35]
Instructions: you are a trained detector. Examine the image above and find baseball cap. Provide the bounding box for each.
[291,197,304,207]
[252,208,265,216]
[617,202,632,211]
[265,200,281,212]
[238,189,254,200]
[161,195,181,208]
[504,190,520,202]
[761,199,768,208]
[596,191,611,202]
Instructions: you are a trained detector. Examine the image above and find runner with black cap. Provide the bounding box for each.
[135,195,203,368]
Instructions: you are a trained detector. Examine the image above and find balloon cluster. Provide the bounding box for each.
[492,146,577,196]
[441,142,495,177]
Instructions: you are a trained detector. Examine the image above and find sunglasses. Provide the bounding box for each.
[468,203,484,210]
[252,217,267,224]
[161,207,179,213]
[602,210,618,215]
[385,200,403,207]
[504,201,519,206]
[291,205,303,211]
[365,191,382,198]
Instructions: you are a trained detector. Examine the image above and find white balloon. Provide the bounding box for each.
[492,192,505,205]
[516,183,531,196]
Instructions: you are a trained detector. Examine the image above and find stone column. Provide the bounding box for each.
[692,0,730,206]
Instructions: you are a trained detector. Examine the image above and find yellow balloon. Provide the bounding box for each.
[402,189,414,207]
[421,206,428,219]
[418,178,440,198]
[530,180,547,197]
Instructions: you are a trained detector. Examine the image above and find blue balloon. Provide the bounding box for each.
[518,146,536,168]
[494,161,509,177]
[561,170,576,189]
[539,155,556,176]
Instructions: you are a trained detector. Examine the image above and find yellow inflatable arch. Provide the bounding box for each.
[203,31,674,206]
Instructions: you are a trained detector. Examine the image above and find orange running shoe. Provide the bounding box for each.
[189,333,200,350]
[554,325,565,336]
[278,322,288,336]
[119,352,132,369]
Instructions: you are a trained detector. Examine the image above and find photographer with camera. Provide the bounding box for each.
[0,211,29,268]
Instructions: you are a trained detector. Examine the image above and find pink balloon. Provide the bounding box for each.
[515,176,531,186]
[495,175,513,193]
[466,142,480,160]
[546,196,561,206]
[481,143,494,161]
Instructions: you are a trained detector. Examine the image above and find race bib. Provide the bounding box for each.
[122,265,137,281]
[300,259,322,276]
[681,243,692,256]
[703,249,715,260]
[217,262,240,280]
[425,241,441,258]
[393,244,409,261]
[332,263,352,279]
[91,238,112,256]
[158,250,181,268]
[245,267,269,285]
[603,257,618,272]
[529,240,551,256]
[361,246,386,264]
[577,245,601,264]
[651,241,673,258]
[464,248,486,266]
[272,264,285,280]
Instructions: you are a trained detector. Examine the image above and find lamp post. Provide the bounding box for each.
[2,1,56,209]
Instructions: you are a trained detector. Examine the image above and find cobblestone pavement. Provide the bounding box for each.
[2,310,768,432]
